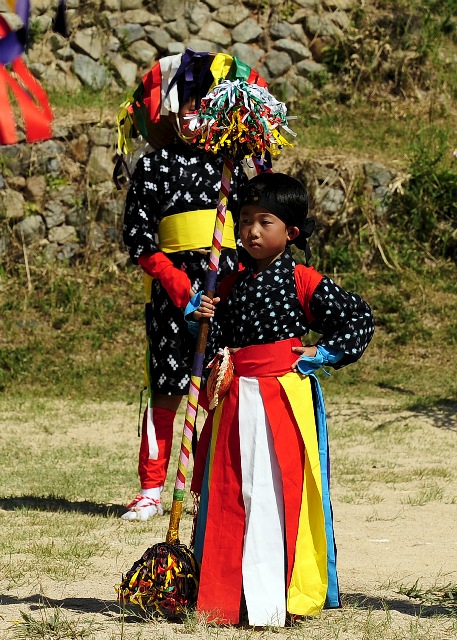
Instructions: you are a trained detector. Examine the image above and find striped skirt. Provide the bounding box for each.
[191,338,340,626]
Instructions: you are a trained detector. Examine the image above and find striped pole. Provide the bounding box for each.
[166,157,234,545]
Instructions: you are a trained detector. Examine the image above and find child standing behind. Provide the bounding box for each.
[121,93,247,521]
[188,172,374,627]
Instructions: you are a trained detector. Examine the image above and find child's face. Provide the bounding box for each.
[178,98,196,138]
[239,205,299,271]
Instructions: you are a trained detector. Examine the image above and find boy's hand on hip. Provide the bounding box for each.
[291,345,318,372]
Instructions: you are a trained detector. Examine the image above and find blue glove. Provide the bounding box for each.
[297,344,343,376]
[184,291,203,337]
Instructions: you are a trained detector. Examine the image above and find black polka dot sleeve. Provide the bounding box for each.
[123,154,163,263]
[309,276,374,368]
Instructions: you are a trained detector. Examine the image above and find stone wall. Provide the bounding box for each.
[0,118,128,264]
[0,118,400,265]
[19,0,355,102]
[0,0,402,265]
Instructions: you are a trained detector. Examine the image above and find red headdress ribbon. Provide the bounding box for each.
[0,3,54,145]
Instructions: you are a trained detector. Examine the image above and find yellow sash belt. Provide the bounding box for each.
[158,209,236,253]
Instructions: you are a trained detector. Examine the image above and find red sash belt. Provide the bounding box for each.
[232,337,302,378]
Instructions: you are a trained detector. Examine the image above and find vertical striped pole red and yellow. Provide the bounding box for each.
[166,157,234,545]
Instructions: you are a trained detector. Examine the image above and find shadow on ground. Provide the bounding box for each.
[0,495,125,517]
[0,593,119,616]
[331,390,457,432]
[343,592,454,617]
[0,593,178,624]
[0,591,453,623]
[0,494,192,517]
[406,398,457,431]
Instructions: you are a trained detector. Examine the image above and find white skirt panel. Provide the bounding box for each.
[238,376,286,627]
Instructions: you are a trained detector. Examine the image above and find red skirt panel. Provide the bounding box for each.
[194,339,307,623]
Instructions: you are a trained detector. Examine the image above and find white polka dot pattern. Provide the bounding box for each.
[123,142,247,261]
[207,250,374,369]
[308,276,374,366]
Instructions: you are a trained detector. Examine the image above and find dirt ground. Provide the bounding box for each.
[0,396,456,639]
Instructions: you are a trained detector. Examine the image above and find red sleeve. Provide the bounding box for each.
[138,252,191,309]
[294,264,324,323]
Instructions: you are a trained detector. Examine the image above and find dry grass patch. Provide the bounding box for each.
[0,395,456,639]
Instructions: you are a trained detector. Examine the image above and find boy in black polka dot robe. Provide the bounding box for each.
[121,139,247,520]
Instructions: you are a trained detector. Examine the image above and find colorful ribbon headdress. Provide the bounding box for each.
[115,48,269,160]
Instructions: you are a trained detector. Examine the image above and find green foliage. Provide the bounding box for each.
[296,115,456,273]
[47,87,121,111]
[294,91,453,166]
[388,127,457,261]
[373,299,429,346]
[323,265,457,405]
[0,346,32,391]
[311,240,359,274]
[26,19,43,49]
[0,154,14,177]
[0,261,144,399]
[14,607,95,639]
[398,579,457,610]
[353,277,434,347]
[1,260,455,404]
[447,321,457,343]
[323,0,457,100]
[24,202,40,216]
[45,175,68,190]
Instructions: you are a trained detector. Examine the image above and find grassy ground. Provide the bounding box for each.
[294,96,456,166]
[1,259,456,404]
[1,258,456,638]
[0,393,455,639]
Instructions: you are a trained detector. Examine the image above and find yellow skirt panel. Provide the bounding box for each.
[279,373,328,616]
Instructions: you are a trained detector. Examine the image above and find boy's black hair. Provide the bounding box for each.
[238,172,315,259]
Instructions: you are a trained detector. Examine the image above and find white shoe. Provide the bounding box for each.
[136,504,163,520]
[120,509,138,521]
[120,494,164,521]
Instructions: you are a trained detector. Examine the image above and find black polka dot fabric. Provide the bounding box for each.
[147,249,237,395]
[123,141,247,262]
[310,276,374,368]
[122,141,246,395]
[207,248,374,368]
[211,248,309,352]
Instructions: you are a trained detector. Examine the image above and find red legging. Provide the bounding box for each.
[138,406,176,489]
